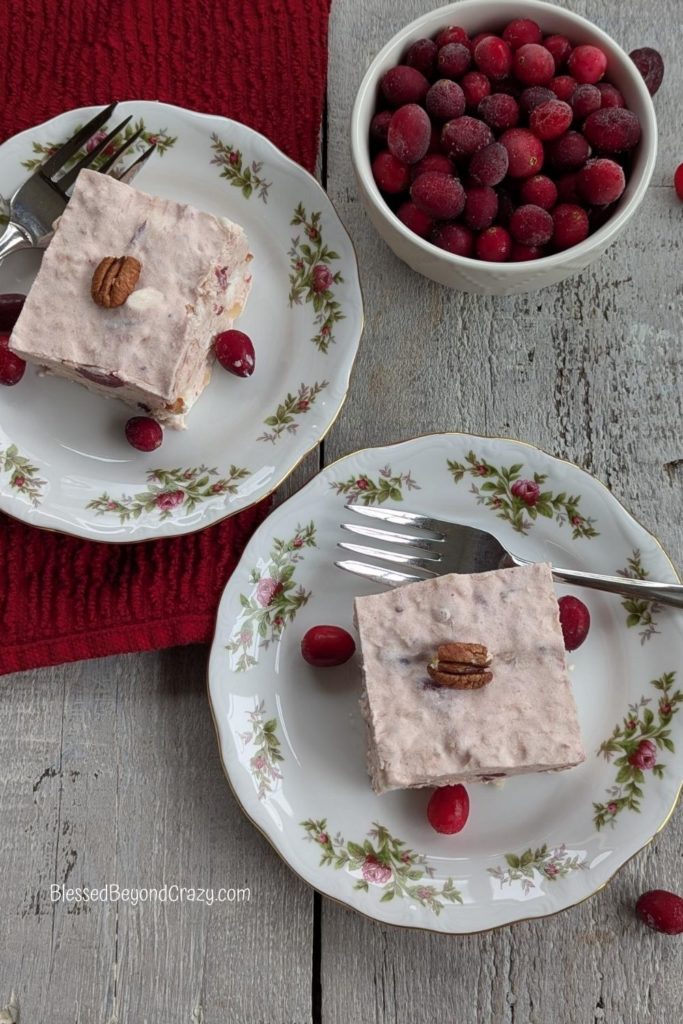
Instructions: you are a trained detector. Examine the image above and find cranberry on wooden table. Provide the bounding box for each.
[636,890,683,935]
[301,625,356,667]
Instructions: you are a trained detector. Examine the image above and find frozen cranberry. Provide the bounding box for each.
[0,293,26,332]
[405,38,438,78]
[500,127,544,177]
[461,70,491,108]
[543,34,572,70]
[441,116,493,159]
[469,141,509,186]
[410,152,454,180]
[301,625,356,667]
[397,200,434,238]
[427,784,470,834]
[509,204,553,245]
[472,32,493,49]
[556,171,580,202]
[474,36,513,80]
[478,93,520,130]
[577,158,626,205]
[430,222,474,257]
[380,65,429,106]
[549,75,578,101]
[0,332,26,386]
[583,108,641,152]
[629,47,664,97]
[463,185,498,230]
[410,171,465,218]
[571,83,602,119]
[552,203,590,249]
[557,595,590,650]
[597,82,625,108]
[502,18,542,50]
[547,131,591,171]
[520,85,555,114]
[514,43,555,86]
[125,416,163,452]
[476,225,512,261]
[567,44,607,84]
[215,329,256,376]
[519,174,558,210]
[636,890,683,935]
[437,42,471,79]
[426,79,466,120]
[675,163,683,201]
[435,25,470,49]
[530,99,573,140]
[372,151,410,193]
[370,110,392,145]
[511,242,543,261]
[387,104,432,164]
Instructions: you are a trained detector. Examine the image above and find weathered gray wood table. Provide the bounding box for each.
[2,1,681,1020]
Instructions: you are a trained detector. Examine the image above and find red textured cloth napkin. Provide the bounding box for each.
[0,0,331,675]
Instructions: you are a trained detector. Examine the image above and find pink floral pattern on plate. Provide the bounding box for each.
[210,134,272,202]
[258,381,329,444]
[22,118,176,172]
[87,465,250,523]
[329,464,420,505]
[288,204,344,353]
[488,844,586,894]
[0,443,46,506]
[238,699,284,800]
[618,549,662,643]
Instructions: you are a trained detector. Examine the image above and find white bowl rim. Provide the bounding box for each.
[350,0,658,276]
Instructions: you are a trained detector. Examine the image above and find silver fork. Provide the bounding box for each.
[336,504,683,607]
[0,102,156,265]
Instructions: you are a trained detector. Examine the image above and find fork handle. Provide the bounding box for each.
[0,223,33,264]
[546,564,683,608]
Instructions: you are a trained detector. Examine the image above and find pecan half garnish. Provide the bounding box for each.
[91,256,142,308]
[427,642,493,690]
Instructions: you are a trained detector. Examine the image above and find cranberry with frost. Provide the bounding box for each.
[578,158,625,205]
[410,171,465,219]
[511,242,543,261]
[675,163,683,201]
[372,151,410,194]
[476,225,512,262]
[215,329,256,376]
[478,93,519,130]
[530,99,573,140]
[437,42,471,79]
[636,890,683,935]
[427,784,470,834]
[426,79,466,120]
[410,152,453,180]
[0,332,26,386]
[370,110,392,145]
[543,34,572,69]
[597,82,625,108]
[520,85,555,114]
[473,36,512,80]
[472,32,493,49]
[463,185,498,230]
[571,83,602,119]
[301,625,356,667]
[547,131,591,171]
[430,222,474,257]
[469,142,509,186]
[567,44,607,84]
[397,201,433,238]
[461,70,491,107]
[502,18,542,50]
[405,37,438,77]
[509,204,554,246]
[583,108,641,152]
[514,43,555,86]
[557,595,590,651]
[380,65,429,106]
[0,294,26,332]
[387,103,431,164]
[500,127,544,177]
[125,416,163,452]
[520,174,558,210]
[549,75,578,102]
[629,47,664,96]
[441,115,493,159]
[435,25,470,49]
[552,203,590,249]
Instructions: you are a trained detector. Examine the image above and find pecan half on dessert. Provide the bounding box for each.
[91,256,142,308]
[428,642,493,690]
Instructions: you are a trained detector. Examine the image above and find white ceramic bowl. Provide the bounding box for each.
[351,0,657,295]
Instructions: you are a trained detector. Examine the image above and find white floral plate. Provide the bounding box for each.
[0,102,362,540]
[208,433,683,933]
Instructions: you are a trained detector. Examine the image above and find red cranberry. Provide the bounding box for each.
[478,93,520,130]
[511,242,543,261]
[556,171,580,202]
[543,34,572,69]
[474,36,513,80]
[472,32,493,49]
[509,205,554,246]
[125,416,163,452]
[461,70,491,107]
[571,83,602,119]
[463,185,498,230]
[0,332,26,386]
[629,47,664,97]
[567,44,607,84]
[0,293,26,332]
[372,151,410,193]
[597,82,625,108]
[530,99,573,140]
[520,85,556,114]
[430,222,474,257]
[410,152,454,180]
[301,625,356,667]
[411,171,465,218]
[469,141,509,186]
[577,158,626,205]
[435,25,470,49]
[370,110,392,146]
[557,595,590,651]
[552,203,590,249]
[380,65,429,106]
[397,201,433,238]
[476,225,512,261]
[636,890,683,935]
[387,104,432,164]
[500,127,544,177]
[427,784,470,834]
[583,108,641,152]
[441,115,493,159]
[502,18,542,50]
[547,131,591,171]
[405,38,438,78]
[437,42,471,79]
[214,329,256,377]
[426,79,466,120]
[519,174,557,210]
[514,43,555,86]
[549,75,578,101]
[675,163,683,201]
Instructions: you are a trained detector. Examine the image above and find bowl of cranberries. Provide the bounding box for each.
[351,0,657,294]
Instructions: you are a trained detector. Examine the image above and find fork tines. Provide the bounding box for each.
[336,502,444,585]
